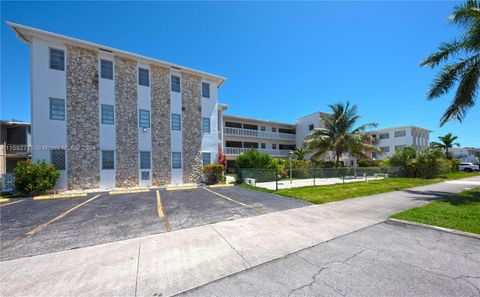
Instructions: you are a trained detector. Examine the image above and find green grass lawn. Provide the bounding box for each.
[391,188,480,235]
[239,171,480,205]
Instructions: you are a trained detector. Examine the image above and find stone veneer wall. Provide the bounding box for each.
[115,56,139,188]
[151,65,171,185]
[66,46,100,190]
[181,73,203,183]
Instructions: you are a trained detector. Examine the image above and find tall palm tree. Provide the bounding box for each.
[305,102,378,167]
[293,147,311,160]
[420,0,480,126]
[430,133,460,158]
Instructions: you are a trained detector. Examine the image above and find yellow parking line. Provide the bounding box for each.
[156,190,164,218]
[156,190,171,232]
[109,189,149,195]
[0,199,25,208]
[34,193,87,200]
[203,187,264,214]
[166,186,197,191]
[0,194,102,252]
[209,184,234,188]
[0,198,10,203]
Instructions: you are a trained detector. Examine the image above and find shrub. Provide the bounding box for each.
[414,148,444,179]
[202,164,224,185]
[14,160,60,195]
[387,146,459,179]
[236,148,275,169]
[357,159,379,167]
[387,146,417,177]
[450,158,460,172]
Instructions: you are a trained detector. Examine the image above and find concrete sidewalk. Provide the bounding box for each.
[1,177,479,297]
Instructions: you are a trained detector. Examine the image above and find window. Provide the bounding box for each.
[202,82,210,98]
[379,133,390,140]
[272,127,277,132]
[202,152,211,165]
[272,144,277,149]
[261,126,266,131]
[261,143,266,149]
[51,150,66,170]
[100,59,113,79]
[101,104,114,125]
[172,152,182,169]
[380,146,390,153]
[171,75,180,92]
[172,114,181,131]
[309,124,314,131]
[50,98,65,121]
[49,48,64,71]
[394,130,406,138]
[102,150,114,170]
[202,118,210,133]
[395,145,406,151]
[139,110,150,128]
[140,151,151,170]
[138,68,149,86]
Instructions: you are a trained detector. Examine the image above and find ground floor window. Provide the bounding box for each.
[172,152,182,169]
[51,149,66,170]
[140,151,151,169]
[202,152,211,165]
[102,150,114,170]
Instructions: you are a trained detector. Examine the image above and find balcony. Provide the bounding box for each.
[223,127,296,141]
[225,147,291,157]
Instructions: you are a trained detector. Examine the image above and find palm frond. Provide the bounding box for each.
[427,58,473,99]
[420,41,466,68]
[440,59,480,125]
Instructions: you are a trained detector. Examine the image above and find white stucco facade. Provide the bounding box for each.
[369,126,432,160]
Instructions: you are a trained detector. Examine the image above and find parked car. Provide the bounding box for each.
[459,162,479,172]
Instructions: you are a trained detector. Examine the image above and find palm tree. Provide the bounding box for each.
[305,102,378,167]
[420,0,480,126]
[430,133,460,158]
[293,147,311,160]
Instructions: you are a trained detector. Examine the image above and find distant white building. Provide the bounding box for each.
[450,147,480,163]
[368,126,432,160]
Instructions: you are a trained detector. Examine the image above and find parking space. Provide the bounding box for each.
[0,186,310,260]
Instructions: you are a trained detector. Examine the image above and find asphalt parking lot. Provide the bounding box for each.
[0,186,310,260]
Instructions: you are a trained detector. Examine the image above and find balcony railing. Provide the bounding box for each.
[225,147,291,157]
[223,127,296,141]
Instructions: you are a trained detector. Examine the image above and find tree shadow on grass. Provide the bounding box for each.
[401,188,480,206]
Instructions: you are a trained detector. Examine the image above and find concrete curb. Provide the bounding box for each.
[33,193,87,200]
[387,218,480,240]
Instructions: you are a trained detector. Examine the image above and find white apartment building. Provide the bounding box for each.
[222,112,433,165]
[9,22,226,190]
[450,147,480,163]
[368,126,432,160]
[222,115,296,168]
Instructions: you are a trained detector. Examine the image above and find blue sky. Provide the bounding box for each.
[1,1,479,147]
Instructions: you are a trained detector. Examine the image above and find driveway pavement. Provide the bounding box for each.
[1,177,478,297]
[181,221,480,297]
[0,186,309,260]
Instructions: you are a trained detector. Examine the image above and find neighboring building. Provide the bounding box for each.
[9,22,226,190]
[222,115,296,169]
[222,111,358,168]
[0,121,31,174]
[450,147,480,163]
[368,126,432,160]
